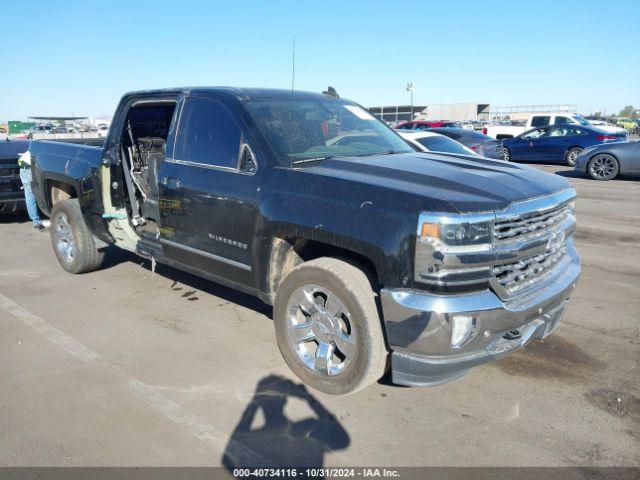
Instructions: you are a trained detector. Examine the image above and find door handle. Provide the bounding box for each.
[161,177,181,189]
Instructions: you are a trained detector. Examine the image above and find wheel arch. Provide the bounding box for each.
[45,179,78,210]
[588,150,619,163]
[265,235,382,298]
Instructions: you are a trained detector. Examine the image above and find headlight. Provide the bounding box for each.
[418,213,494,250]
[414,212,495,287]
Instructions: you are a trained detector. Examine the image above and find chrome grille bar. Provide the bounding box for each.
[494,203,572,241]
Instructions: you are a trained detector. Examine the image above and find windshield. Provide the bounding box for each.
[416,136,475,155]
[242,97,413,165]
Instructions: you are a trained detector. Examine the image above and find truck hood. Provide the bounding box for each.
[0,139,30,160]
[301,152,572,213]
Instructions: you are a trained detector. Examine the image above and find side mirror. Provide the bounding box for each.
[240,144,256,173]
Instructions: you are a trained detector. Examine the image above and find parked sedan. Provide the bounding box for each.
[502,124,626,166]
[395,120,458,130]
[574,140,640,180]
[397,130,478,156]
[429,127,504,160]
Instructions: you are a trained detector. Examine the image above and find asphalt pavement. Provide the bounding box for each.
[0,164,638,468]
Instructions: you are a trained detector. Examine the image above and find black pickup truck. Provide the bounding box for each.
[30,88,580,394]
[0,138,30,213]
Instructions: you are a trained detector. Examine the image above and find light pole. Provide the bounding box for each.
[406,82,415,120]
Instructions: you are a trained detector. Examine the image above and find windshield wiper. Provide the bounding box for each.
[292,155,336,165]
[291,150,404,166]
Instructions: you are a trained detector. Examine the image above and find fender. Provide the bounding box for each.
[253,167,424,292]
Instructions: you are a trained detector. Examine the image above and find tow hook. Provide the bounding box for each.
[503,329,522,341]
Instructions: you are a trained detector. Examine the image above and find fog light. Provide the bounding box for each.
[451,315,475,348]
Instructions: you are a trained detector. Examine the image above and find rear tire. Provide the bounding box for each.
[503,147,511,162]
[50,199,105,274]
[565,147,582,167]
[273,257,387,395]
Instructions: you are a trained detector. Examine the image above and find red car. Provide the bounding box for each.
[395,120,458,130]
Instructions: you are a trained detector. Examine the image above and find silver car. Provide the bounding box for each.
[574,140,640,180]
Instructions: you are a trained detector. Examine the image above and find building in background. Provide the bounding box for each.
[418,103,490,122]
[369,105,427,124]
[8,121,36,134]
[369,103,490,123]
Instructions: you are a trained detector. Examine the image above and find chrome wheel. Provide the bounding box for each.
[589,154,618,180]
[503,147,510,162]
[54,212,76,265]
[285,284,356,377]
[566,148,581,167]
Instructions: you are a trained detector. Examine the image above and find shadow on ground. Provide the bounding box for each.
[101,246,272,317]
[0,210,29,224]
[221,375,349,469]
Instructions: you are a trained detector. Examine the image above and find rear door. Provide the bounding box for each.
[545,126,573,160]
[158,93,261,287]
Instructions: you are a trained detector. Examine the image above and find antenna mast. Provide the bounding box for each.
[291,35,296,92]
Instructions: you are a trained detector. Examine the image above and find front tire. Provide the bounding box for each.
[273,257,387,395]
[50,199,105,273]
[587,154,619,181]
[565,147,582,167]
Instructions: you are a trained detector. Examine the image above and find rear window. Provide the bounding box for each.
[435,130,462,140]
[554,116,572,125]
[416,136,472,155]
[531,116,551,127]
[434,129,490,142]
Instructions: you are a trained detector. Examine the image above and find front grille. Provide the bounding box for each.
[494,203,572,241]
[0,182,19,192]
[0,167,18,177]
[493,240,567,294]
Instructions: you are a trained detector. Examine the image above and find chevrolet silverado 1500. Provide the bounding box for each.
[30,88,580,394]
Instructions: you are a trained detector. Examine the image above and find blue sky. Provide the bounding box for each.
[1,0,638,120]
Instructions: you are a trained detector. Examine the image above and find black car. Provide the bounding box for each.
[429,127,504,160]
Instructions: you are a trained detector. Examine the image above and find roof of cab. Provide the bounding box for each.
[121,87,343,102]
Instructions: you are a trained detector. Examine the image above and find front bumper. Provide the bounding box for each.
[574,152,593,173]
[1,164,24,213]
[0,197,24,213]
[380,244,580,387]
